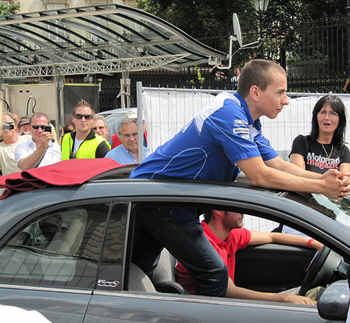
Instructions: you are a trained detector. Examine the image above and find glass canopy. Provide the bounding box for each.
[0,4,227,78]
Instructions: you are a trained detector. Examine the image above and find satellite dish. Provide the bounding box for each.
[233,13,242,47]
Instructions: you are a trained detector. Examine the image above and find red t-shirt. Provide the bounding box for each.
[175,221,251,294]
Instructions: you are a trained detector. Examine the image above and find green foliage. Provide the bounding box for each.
[195,66,205,84]
[0,3,20,16]
[137,0,255,40]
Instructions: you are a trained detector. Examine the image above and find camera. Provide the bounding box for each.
[2,121,14,131]
[44,125,52,133]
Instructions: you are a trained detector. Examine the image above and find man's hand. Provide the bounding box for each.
[280,293,316,305]
[37,131,54,150]
[321,169,350,200]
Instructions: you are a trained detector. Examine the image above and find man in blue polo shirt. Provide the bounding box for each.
[105,118,147,164]
[130,59,349,298]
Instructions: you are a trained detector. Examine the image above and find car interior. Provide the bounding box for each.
[0,203,111,288]
[127,204,349,303]
[0,199,348,308]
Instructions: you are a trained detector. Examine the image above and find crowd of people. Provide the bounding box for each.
[0,100,146,176]
[1,58,350,306]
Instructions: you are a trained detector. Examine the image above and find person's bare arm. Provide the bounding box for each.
[236,156,347,200]
[339,162,350,173]
[18,133,53,170]
[344,78,350,92]
[289,153,306,170]
[249,231,323,250]
[265,155,322,179]
[226,278,315,305]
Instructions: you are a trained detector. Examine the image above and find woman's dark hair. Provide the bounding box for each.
[310,95,347,148]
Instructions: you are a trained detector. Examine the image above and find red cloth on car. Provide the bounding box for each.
[0,158,124,200]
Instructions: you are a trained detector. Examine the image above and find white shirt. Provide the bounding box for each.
[0,135,31,175]
[15,138,61,169]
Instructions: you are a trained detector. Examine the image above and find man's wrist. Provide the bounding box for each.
[307,238,314,248]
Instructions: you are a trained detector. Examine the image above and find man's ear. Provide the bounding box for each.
[250,85,260,102]
[212,210,224,219]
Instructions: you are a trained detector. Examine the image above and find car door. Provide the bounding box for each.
[84,200,326,323]
[0,199,113,323]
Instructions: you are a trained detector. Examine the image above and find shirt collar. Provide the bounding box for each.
[234,92,262,131]
[120,143,133,156]
[201,221,226,248]
[70,128,96,141]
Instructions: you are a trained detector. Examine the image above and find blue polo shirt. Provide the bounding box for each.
[130,92,277,221]
[131,92,277,180]
[105,144,147,164]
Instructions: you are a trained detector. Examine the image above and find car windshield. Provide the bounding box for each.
[286,191,350,229]
[312,194,350,228]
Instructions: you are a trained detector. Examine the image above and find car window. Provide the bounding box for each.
[0,202,111,289]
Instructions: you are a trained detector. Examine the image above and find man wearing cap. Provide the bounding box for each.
[105,118,147,164]
[15,112,61,170]
[17,116,31,135]
[0,112,31,175]
[61,99,110,160]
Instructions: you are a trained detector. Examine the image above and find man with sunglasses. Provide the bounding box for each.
[92,115,110,148]
[61,100,110,160]
[0,112,31,175]
[15,113,61,170]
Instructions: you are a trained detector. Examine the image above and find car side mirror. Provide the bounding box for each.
[317,280,349,320]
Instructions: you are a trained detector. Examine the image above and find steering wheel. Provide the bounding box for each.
[299,246,331,296]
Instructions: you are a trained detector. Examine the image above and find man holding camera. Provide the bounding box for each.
[0,112,31,175]
[15,113,61,170]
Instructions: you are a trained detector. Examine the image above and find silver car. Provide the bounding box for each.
[0,165,349,322]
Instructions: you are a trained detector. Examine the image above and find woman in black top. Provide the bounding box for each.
[283,95,350,237]
[290,95,350,174]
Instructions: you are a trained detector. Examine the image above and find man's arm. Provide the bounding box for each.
[236,156,347,200]
[95,141,111,158]
[17,147,46,170]
[344,78,350,92]
[248,230,323,250]
[16,133,53,170]
[264,155,321,179]
[226,278,315,305]
[289,153,306,170]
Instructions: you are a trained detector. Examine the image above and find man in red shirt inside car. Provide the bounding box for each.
[175,210,323,305]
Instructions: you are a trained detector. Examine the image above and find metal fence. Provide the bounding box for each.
[94,10,350,111]
[139,86,350,159]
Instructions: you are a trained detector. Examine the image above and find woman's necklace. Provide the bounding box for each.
[320,142,333,162]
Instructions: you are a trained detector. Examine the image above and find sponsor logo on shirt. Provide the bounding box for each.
[234,119,248,126]
[306,152,340,169]
[233,127,250,140]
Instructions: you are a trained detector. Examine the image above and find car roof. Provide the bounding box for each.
[0,177,321,228]
[2,177,350,257]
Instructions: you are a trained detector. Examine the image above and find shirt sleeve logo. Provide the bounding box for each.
[233,127,250,140]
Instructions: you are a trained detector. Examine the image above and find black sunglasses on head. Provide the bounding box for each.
[74,114,93,120]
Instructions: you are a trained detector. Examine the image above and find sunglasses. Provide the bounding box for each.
[32,125,48,130]
[74,114,93,120]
